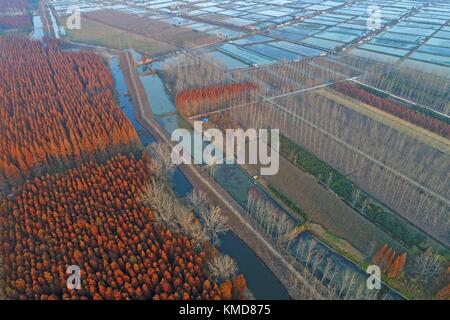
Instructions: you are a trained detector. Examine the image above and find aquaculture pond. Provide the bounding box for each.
[300,37,344,51]
[269,41,323,56]
[207,51,249,70]
[140,75,177,115]
[245,43,301,61]
[170,165,291,300]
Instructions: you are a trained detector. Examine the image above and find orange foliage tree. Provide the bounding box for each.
[175,82,257,117]
[0,36,141,186]
[436,283,450,300]
[372,244,407,278]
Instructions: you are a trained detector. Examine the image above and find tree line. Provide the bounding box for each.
[334,82,450,139]
[0,36,141,188]
[175,82,257,117]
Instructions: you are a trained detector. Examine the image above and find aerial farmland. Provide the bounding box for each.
[0,0,449,305]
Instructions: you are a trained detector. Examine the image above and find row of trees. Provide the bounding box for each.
[230,53,391,97]
[288,237,395,300]
[164,55,227,94]
[224,91,449,244]
[334,82,450,139]
[158,51,449,296]
[245,187,395,299]
[0,36,141,187]
[362,66,450,116]
[175,82,257,117]
[0,154,229,300]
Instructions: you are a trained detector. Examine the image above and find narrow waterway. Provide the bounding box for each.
[107,56,290,300]
[131,58,403,300]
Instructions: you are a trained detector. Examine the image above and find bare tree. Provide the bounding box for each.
[145,154,165,179]
[185,189,209,213]
[351,188,361,207]
[200,206,229,246]
[140,178,178,229]
[145,142,176,178]
[208,254,238,282]
[177,211,208,246]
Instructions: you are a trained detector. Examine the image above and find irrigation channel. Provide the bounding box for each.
[108,55,290,299]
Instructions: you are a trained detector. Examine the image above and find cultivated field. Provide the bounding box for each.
[62,17,175,57]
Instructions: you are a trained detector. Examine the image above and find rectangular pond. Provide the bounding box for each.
[300,37,344,51]
[359,43,410,57]
[218,43,275,65]
[409,52,450,67]
[269,41,323,56]
[140,75,176,115]
[349,48,400,64]
[314,31,359,43]
[245,43,301,61]
[233,34,274,45]
[401,59,450,78]
[417,45,450,57]
[207,50,250,70]
[426,37,450,48]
